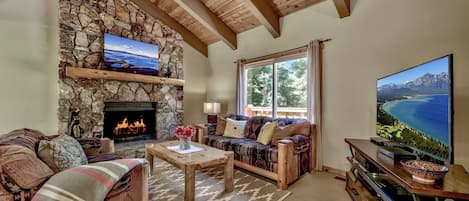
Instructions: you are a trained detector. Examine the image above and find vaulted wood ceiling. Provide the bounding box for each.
[132,0,351,56]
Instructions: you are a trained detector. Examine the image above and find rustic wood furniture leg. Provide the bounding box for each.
[185,166,196,201]
[145,145,154,175]
[224,152,234,192]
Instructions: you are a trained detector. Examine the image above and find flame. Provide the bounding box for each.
[113,116,147,135]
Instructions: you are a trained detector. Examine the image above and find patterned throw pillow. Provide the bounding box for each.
[215,117,226,135]
[0,144,53,190]
[223,118,247,138]
[38,135,88,172]
[256,122,278,145]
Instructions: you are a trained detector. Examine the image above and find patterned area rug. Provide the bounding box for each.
[148,159,292,201]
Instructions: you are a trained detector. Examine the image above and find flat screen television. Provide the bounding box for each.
[376,55,453,163]
[104,33,159,76]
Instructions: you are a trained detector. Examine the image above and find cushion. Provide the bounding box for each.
[215,117,226,135]
[87,153,122,163]
[0,144,53,189]
[38,135,88,172]
[223,118,247,138]
[244,116,273,140]
[271,122,311,146]
[0,128,46,152]
[256,122,278,145]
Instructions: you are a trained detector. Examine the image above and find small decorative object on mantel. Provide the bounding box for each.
[68,108,84,138]
[401,160,449,184]
[174,125,196,150]
[164,64,172,78]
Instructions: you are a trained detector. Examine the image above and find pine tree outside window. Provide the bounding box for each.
[243,55,308,118]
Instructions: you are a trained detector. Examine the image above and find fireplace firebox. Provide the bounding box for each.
[103,102,156,142]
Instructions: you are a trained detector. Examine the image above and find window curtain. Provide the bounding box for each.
[236,59,246,115]
[306,40,324,170]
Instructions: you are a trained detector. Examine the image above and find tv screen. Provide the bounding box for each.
[376,55,453,163]
[104,33,159,76]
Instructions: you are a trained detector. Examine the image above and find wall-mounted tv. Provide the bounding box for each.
[376,55,453,163]
[104,33,159,76]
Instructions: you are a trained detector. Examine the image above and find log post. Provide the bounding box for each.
[277,139,294,190]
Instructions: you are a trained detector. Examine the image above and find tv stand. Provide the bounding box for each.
[345,138,469,201]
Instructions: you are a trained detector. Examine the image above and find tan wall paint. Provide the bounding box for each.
[0,0,59,134]
[206,0,469,170]
[183,42,209,125]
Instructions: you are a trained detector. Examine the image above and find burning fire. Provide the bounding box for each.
[113,116,147,135]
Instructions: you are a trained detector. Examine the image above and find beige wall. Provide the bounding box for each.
[206,0,469,170]
[0,0,59,134]
[183,42,210,125]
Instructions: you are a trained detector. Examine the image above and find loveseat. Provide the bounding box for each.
[0,128,148,201]
[198,115,316,190]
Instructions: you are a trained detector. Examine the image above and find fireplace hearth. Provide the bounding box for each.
[103,102,156,142]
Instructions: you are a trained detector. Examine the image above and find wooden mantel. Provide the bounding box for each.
[65,67,185,86]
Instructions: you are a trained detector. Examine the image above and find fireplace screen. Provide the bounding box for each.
[103,102,156,141]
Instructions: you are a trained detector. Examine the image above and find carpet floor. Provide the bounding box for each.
[148,159,291,201]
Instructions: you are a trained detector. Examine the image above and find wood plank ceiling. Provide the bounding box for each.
[138,0,351,56]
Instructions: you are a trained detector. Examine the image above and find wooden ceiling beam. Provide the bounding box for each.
[243,0,280,38]
[333,0,351,18]
[173,0,237,50]
[130,0,208,56]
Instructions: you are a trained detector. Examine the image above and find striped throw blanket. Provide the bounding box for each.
[32,159,148,201]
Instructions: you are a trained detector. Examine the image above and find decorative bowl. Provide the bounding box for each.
[400,160,448,184]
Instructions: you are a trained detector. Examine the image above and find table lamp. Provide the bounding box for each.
[203,102,220,124]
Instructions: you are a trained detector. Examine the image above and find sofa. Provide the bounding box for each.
[0,128,148,201]
[198,115,316,190]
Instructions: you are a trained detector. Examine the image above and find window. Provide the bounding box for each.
[244,56,308,118]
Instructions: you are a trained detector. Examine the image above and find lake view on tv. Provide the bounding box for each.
[104,33,159,76]
[376,55,452,162]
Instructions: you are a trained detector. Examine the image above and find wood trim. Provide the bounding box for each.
[243,0,280,38]
[130,0,208,56]
[244,46,307,66]
[323,165,347,178]
[173,0,237,50]
[233,160,278,181]
[333,0,351,18]
[65,67,185,86]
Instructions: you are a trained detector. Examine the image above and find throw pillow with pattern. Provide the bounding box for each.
[38,135,88,172]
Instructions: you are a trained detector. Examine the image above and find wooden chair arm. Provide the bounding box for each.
[277,139,295,190]
[100,138,114,153]
[194,124,207,144]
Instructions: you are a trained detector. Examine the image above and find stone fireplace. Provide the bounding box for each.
[103,102,156,142]
[58,0,184,140]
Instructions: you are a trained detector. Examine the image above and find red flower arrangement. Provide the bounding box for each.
[174,125,196,139]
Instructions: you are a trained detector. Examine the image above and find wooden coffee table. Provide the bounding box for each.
[145,141,234,201]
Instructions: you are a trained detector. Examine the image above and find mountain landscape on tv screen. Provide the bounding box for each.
[376,62,450,161]
[377,72,449,102]
[104,33,159,76]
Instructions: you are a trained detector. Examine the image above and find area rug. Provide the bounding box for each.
[148,159,292,201]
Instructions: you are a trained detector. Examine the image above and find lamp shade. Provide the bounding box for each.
[203,102,220,114]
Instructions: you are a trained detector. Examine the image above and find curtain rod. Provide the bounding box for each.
[234,38,332,64]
